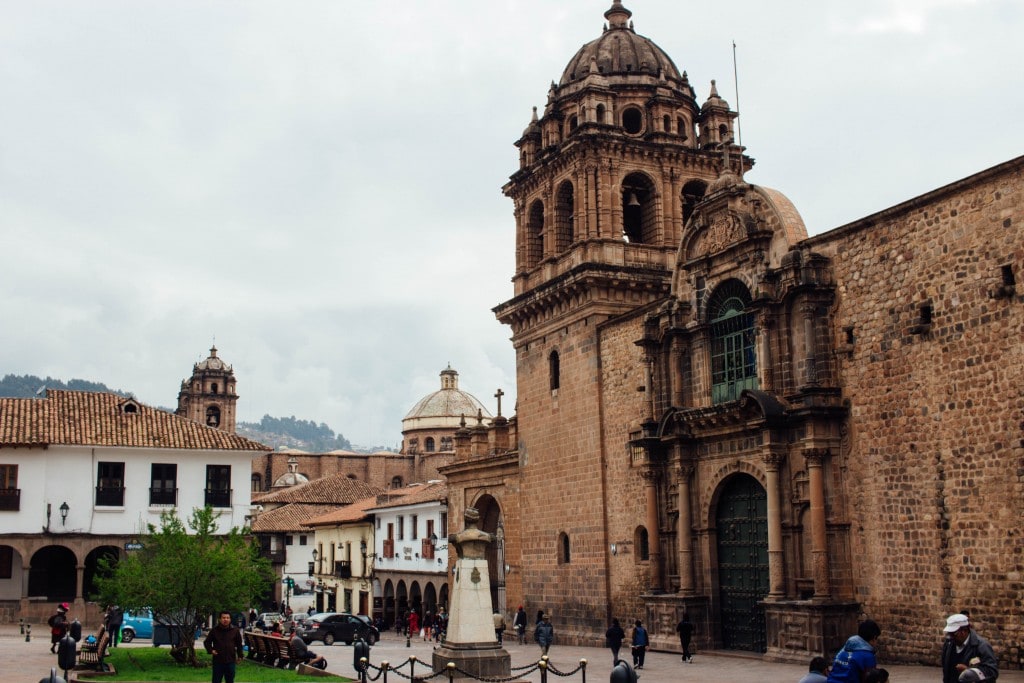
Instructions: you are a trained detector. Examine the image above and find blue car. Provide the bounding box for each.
[120,610,154,642]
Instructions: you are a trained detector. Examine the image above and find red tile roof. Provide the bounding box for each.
[252,474,384,505]
[302,495,379,527]
[367,481,448,510]
[250,503,339,533]
[0,390,270,451]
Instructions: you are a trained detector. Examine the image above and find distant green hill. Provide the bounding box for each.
[0,373,387,454]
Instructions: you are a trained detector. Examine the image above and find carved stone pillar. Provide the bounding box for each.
[641,469,663,591]
[802,302,819,387]
[805,449,832,599]
[762,451,786,599]
[757,314,773,392]
[676,463,695,595]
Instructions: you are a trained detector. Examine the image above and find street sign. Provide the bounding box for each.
[124,542,144,551]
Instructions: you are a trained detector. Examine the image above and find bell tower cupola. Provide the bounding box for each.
[176,345,239,433]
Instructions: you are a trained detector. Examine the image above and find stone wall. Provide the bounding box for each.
[809,157,1024,667]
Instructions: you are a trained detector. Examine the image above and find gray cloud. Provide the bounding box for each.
[2,0,1021,446]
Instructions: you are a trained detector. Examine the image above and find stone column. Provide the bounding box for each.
[676,463,695,595]
[762,451,786,599]
[802,302,819,387]
[670,337,686,406]
[586,163,598,239]
[75,564,85,602]
[642,470,662,591]
[757,314,773,392]
[805,449,832,599]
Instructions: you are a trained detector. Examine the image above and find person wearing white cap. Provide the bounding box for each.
[941,613,998,682]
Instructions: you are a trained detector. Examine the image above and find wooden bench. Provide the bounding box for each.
[245,631,301,669]
[76,627,111,671]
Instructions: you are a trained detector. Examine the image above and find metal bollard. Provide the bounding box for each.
[409,654,417,681]
[381,660,389,683]
[26,623,32,642]
[359,657,368,683]
[539,657,548,683]
[580,657,587,683]
[20,618,24,635]
[447,661,456,683]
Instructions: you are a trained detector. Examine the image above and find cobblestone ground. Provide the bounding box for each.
[5,626,1022,683]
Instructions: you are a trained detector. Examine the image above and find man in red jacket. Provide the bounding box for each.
[203,611,244,683]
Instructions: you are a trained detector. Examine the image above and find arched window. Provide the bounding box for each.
[568,115,578,133]
[425,437,435,452]
[211,383,219,394]
[549,350,560,391]
[681,180,707,227]
[677,116,686,138]
[635,526,650,561]
[596,103,606,123]
[719,123,729,142]
[662,114,671,133]
[391,476,403,489]
[251,473,262,492]
[621,172,657,244]
[709,280,758,403]
[558,532,571,564]
[525,200,545,268]
[622,106,643,135]
[205,405,221,427]
[555,181,574,252]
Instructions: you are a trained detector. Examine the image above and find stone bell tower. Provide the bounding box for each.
[176,345,239,433]
[493,0,748,641]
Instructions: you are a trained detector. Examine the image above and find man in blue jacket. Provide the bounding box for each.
[827,619,881,683]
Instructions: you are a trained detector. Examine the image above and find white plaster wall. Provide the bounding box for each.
[373,501,448,575]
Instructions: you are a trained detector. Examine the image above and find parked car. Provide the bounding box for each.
[255,612,285,632]
[300,612,379,645]
[287,612,313,633]
[120,610,154,642]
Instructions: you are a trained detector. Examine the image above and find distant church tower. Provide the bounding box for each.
[176,346,238,433]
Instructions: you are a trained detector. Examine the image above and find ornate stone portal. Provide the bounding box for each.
[432,508,511,679]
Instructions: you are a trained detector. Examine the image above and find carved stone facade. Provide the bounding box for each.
[444,1,1023,669]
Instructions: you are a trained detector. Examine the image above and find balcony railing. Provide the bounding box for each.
[0,488,20,511]
[95,486,125,507]
[149,487,178,506]
[204,488,232,508]
[334,561,352,579]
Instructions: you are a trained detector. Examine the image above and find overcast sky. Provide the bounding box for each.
[2,0,1021,448]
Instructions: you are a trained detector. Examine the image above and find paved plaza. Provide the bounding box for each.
[5,626,1022,683]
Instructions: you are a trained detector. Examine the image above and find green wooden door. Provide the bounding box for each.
[716,474,768,652]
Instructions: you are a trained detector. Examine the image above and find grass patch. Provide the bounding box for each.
[95,647,348,681]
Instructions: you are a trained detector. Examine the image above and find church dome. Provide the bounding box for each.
[195,346,231,373]
[272,456,309,488]
[559,1,683,86]
[403,366,491,430]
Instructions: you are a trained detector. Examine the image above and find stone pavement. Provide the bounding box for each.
[5,625,1023,683]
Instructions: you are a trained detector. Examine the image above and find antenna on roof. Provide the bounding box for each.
[732,40,742,149]
[36,385,46,396]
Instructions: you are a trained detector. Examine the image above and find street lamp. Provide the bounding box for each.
[59,502,69,526]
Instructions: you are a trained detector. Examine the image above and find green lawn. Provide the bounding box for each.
[92,647,349,682]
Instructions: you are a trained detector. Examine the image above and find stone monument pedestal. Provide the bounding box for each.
[432,642,511,680]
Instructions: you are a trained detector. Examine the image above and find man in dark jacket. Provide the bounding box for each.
[941,614,998,682]
[203,610,244,683]
[827,619,881,683]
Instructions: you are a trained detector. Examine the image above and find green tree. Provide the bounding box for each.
[96,506,274,666]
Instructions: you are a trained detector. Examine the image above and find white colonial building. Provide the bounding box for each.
[366,481,449,627]
[0,390,269,624]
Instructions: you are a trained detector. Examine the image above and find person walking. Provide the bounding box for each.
[408,610,420,638]
[47,603,70,654]
[493,611,506,645]
[799,656,830,683]
[535,613,554,656]
[676,611,694,662]
[941,613,998,683]
[605,617,625,665]
[826,619,881,683]
[630,619,649,670]
[203,610,244,683]
[513,606,528,645]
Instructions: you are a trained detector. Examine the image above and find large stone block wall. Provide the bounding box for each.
[517,313,617,641]
[810,158,1024,667]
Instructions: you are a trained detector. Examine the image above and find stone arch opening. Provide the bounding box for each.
[83,545,119,601]
[28,545,77,601]
[0,545,23,601]
[474,494,506,614]
[383,579,396,628]
[682,179,707,227]
[621,172,657,244]
[409,581,422,619]
[423,582,438,619]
